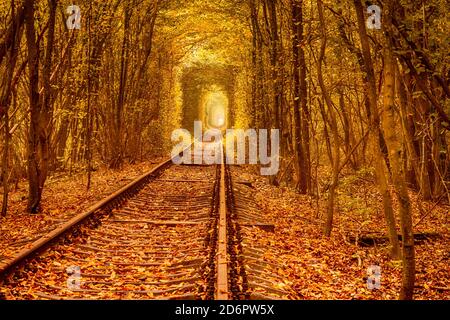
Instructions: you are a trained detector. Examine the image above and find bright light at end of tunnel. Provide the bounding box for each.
[205,90,228,129]
[216,116,225,127]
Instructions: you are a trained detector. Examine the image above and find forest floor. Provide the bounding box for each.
[235,166,449,300]
[0,160,448,300]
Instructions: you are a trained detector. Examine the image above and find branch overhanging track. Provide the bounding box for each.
[1,144,293,300]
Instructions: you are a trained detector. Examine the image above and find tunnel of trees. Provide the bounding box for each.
[0,0,448,300]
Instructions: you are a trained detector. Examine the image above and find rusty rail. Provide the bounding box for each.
[0,158,172,279]
[216,157,229,300]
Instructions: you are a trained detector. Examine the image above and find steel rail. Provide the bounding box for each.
[216,152,229,300]
[0,158,173,279]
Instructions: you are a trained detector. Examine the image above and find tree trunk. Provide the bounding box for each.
[381,4,415,300]
[25,0,56,213]
[353,0,401,259]
[1,0,22,216]
[291,0,308,194]
[25,0,42,213]
[111,2,131,169]
[86,0,93,190]
[265,0,281,185]
[316,0,340,237]
[1,110,10,217]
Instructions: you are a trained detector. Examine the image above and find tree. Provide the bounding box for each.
[352,0,401,259]
[1,0,23,216]
[381,0,415,299]
[25,0,42,213]
[291,0,310,194]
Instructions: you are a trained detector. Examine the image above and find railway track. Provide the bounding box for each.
[0,144,293,300]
